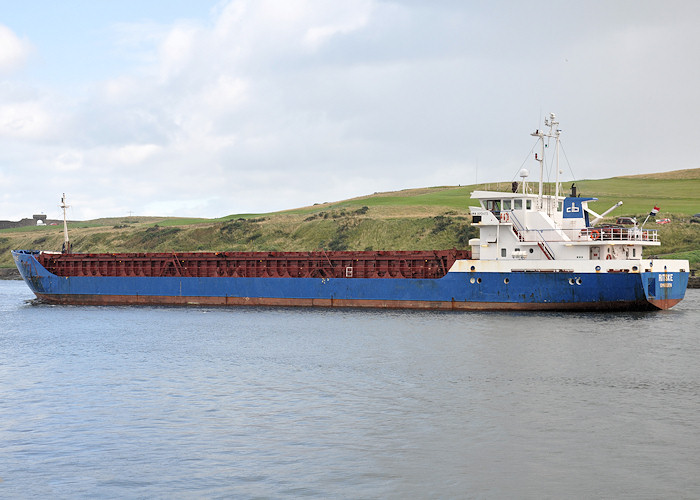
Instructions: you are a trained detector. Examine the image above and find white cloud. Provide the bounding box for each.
[2,1,700,222]
[106,143,162,165]
[156,23,201,82]
[201,76,248,111]
[301,3,373,49]
[55,151,83,172]
[0,25,32,73]
[0,101,52,140]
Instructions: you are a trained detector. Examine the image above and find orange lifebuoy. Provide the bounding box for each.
[606,254,613,260]
[590,230,600,240]
[500,212,510,223]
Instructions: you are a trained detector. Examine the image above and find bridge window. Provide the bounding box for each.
[486,200,501,212]
[526,200,532,210]
[514,199,522,210]
[502,200,511,210]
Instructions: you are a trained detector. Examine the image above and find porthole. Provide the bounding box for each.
[470,277,475,284]
[470,265,476,271]
[504,278,509,284]
[576,277,582,285]
[632,266,638,271]
[529,248,534,254]
[476,277,482,284]
[569,278,575,285]
[595,265,601,272]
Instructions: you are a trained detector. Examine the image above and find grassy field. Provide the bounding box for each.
[2,168,699,270]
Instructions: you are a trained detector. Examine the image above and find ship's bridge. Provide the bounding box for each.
[468,190,659,262]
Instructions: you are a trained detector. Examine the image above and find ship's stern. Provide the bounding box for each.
[641,260,690,310]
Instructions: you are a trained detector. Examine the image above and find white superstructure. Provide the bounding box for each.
[467,113,660,265]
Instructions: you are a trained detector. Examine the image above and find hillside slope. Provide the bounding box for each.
[2,170,699,270]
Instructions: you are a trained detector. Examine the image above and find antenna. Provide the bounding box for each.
[60,193,71,254]
[531,113,561,215]
[548,113,562,205]
[530,127,545,209]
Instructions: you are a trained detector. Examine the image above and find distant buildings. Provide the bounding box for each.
[0,214,57,229]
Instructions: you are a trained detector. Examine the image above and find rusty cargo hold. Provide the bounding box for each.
[36,249,471,280]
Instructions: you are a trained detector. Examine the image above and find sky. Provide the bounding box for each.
[1,0,699,221]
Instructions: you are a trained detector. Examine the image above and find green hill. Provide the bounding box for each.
[2,168,699,270]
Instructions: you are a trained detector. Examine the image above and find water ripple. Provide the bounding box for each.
[1,281,699,498]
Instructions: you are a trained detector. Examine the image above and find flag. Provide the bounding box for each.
[650,205,660,216]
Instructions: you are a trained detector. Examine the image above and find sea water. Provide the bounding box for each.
[1,279,699,498]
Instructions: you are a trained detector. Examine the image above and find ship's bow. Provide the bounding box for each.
[11,250,48,296]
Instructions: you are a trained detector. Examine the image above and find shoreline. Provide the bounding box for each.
[0,268,22,280]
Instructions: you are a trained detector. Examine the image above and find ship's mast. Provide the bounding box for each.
[60,193,71,254]
[531,127,545,209]
[530,113,561,215]
[551,114,561,205]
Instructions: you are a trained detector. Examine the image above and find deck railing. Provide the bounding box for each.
[509,212,557,258]
[579,227,658,243]
[504,210,659,244]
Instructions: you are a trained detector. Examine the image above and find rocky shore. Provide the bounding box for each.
[690,276,700,289]
[0,268,21,280]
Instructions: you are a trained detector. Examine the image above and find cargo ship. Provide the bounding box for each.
[12,114,689,310]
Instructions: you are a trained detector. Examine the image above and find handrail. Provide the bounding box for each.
[508,211,556,258]
[506,211,658,252]
[508,211,528,241]
[534,230,556,259]
[509,211,659,243]
[580,227,658,243]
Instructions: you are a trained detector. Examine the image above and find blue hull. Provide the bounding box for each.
[12,250,688,310]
